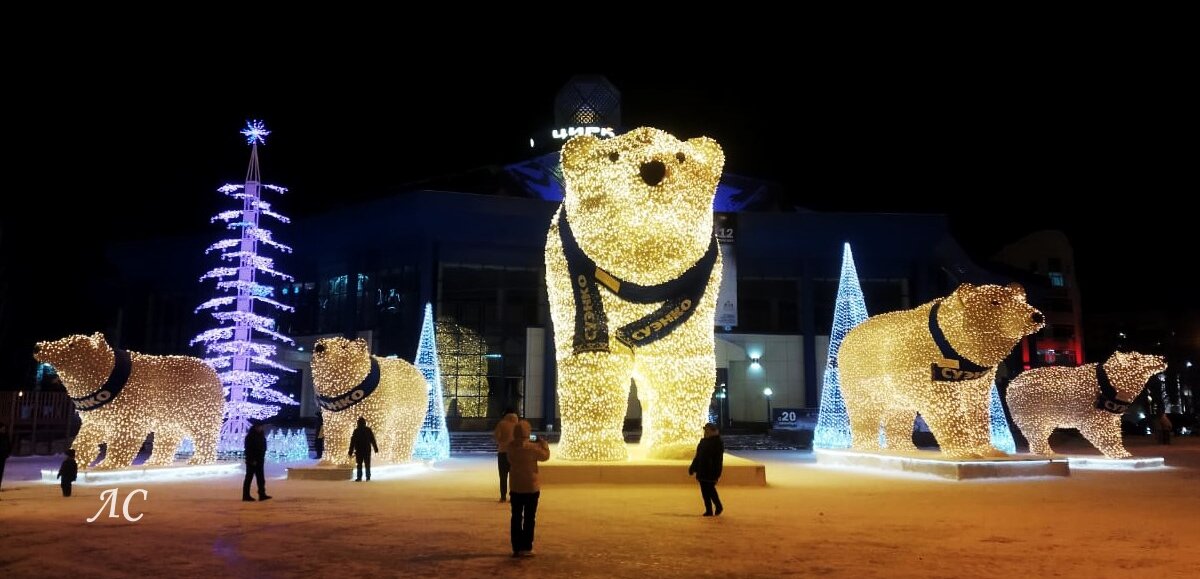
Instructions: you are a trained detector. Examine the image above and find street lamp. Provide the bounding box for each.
[763,386,774,427]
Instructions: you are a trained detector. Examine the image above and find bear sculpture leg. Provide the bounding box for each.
[881,409,918,451]
[557,353,632,461]
[1011,412,1055,456]
[1079,414,1130,459]
[98,431,146,470]
[72,421,106,469]
[637,353,715,460]
[147,426,183,466]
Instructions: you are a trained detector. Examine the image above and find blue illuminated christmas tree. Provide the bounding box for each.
[191,121,298,453]
[988,381,1016,453]
[814,243,869,449]
[412,303,450,461]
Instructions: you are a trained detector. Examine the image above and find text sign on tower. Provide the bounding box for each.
[714,213,737,328]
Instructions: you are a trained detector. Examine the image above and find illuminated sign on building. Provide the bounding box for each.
[551,126,616,140]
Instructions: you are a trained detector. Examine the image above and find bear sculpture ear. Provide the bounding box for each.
[352,337,368,350]
[90,332,105,344]
[685,136,725,173]
[560,135,600,173]
[950,283,975,307]
[1006,282,1026,300]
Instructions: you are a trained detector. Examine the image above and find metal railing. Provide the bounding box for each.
[0,391,77,456]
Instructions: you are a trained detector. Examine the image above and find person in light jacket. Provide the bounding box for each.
[688,423,724,516]
[506,420,550,557]
[493,409,519,502]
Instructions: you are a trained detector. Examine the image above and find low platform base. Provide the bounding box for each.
[41,462,241,485]
[286,463,427,481]
[1065,456,1165,470]
[814,449,1070,480]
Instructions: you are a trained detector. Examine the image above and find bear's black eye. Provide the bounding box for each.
[608,152,619,162]
[990,300,1001,306]
[676,152,686,163]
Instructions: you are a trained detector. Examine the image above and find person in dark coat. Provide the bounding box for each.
[57,449,78,497]
[1157,413,1173,445]
[493,409,518,501]
[0,422,11,494]
[315,415,325,460]
[348,417,379,482]
[243,422,270,501]
[688,423,724,516]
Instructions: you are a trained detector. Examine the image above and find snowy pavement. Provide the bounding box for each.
[1,437,1197,578]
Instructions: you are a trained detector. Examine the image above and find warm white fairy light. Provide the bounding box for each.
[1008,351,1167,459]
[310,337,428,465]
[436,319,489,417]
[838,283,1045,458]
[34,333,224,469]
[546,126,725,461]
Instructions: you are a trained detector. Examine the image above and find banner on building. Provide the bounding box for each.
[714,213,738,328]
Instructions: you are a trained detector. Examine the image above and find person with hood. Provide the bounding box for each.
[493,409,519,502]
[243,422,271,502]
[507,419,549,557]
[688,423,724,516]
[348,417,379,482]
[57,449,78,497]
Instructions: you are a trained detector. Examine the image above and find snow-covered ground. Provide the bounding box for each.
[1,436,1197,578]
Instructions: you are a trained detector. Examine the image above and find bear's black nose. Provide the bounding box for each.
[640,160,666,186]
[1031,312,1045,324]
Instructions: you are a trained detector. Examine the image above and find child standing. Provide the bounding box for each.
[57,449,78,497]
[688,423,724,516]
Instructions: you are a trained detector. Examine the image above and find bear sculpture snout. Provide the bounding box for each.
[640,160,666,186]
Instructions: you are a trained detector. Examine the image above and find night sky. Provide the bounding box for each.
[2,64,1192,382]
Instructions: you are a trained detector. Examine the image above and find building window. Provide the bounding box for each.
[738,278,799,332]
[1048,272,1064,287]
[438,264,540,421]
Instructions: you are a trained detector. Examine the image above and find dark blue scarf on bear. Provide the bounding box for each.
[928,301,993,382]
[558,207,718,354]
[317,358,381,411]
[70,349,132,412]
[1094,362,1132,414]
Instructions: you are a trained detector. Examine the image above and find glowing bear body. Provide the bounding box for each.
[310,337,428,465]
[34,332,223,469]
[546,127,725,461]
[1007,351,1166,459]
[837,284,1044,458]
